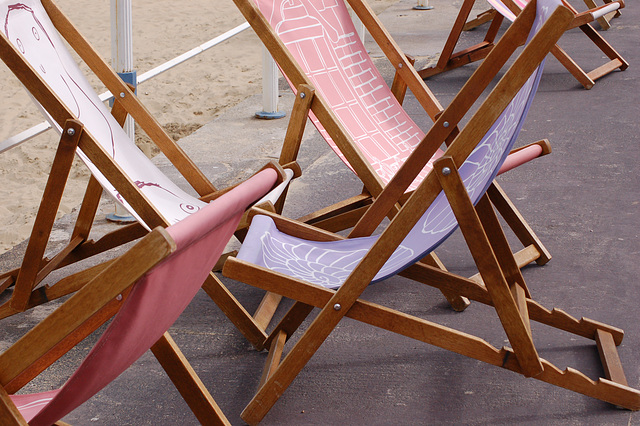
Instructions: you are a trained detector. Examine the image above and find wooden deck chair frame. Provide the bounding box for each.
[222,1,640,423]
[0,0,296,351]
[0,228,228,425]
[464,0,622,32]
[0,167,279,426]
[233,0,553,305]
[418,0,628,89]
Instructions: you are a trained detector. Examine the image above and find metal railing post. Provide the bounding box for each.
[255,46,285,119]
[108,0,137,223]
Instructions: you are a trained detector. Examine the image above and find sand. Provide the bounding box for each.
[0,0,398,255]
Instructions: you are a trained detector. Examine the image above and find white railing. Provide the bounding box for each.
[0,19,254,153]
[0,5,368,154]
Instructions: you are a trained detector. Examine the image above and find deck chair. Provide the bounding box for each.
[0,167,279,425]
[222,0,640,422]
[0,0,296,349]
[418,0,628,89]
[234,0,553,287]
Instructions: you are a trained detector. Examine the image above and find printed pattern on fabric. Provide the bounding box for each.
[239,0,552,289]
[0,0,206,227]
[260,0,440,191]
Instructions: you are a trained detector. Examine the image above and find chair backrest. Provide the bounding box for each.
[7,167,278,425]
[253,0,440,191]
[240,0,556,290]
[0,0,207,228]
[370,0,553,282]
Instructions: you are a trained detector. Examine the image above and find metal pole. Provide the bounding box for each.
[108,0,137,223]
[255,46,286,119]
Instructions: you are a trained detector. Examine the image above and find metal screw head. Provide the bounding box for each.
[398,63,403,68]
[120,92,126,98]
[333,303,342,311]
[66,128,76,136]
[116,294,123,301]
[300,92,306,99]
[441,167,451,176]
[443,121,450,128]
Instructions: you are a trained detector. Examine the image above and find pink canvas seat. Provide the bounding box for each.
[269,0,543,192]
[0,168,279,425]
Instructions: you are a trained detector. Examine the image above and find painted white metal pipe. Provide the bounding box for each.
[0,23,251,153]
[109,0,136,222]
[256,47,285,119]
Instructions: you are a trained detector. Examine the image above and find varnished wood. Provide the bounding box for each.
[596,329,628,386]
[390,54,416,104]
[151,333,231,425]
[0,385,25,425]
[201,272,268,350]
[0,228,174,386]
[435,157,542,377]
[6,286,129,394]
[223,4,640,421]
[11,120,83,312]
[259,331,287,389]
[0,1,288,352]
[419,0,627,89]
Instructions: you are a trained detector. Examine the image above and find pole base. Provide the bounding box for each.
[255,111,286,120]
[106,212,137,224]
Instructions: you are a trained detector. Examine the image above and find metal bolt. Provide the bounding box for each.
[333,303,342,311]
[116,294,123,301]
[398,63,403,68]
[300,92,306,99]
[443,121,450,128]
[120,92,125,98]
[66,128,75,136]
[442,167,451,176]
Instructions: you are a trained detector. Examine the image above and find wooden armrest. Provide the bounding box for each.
[247,207,344,243]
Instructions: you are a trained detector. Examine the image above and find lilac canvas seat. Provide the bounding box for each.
[237,55,542,289]
[1,168,279,425]
[243,0,553,295]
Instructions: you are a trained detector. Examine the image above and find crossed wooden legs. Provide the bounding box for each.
[224,156,640,424]
[418,0,628,89]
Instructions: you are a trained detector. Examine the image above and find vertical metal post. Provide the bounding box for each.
[107,0,137,223]
[255,46,286,119]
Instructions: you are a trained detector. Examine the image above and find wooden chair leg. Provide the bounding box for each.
[151,333,230,426]
[420,253,470,311]
[201,273,268,350]
[487,182,551,265]
[434,157,542,377]
[10,120,83,312]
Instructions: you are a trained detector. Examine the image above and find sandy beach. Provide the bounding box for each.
[0,0,398,254]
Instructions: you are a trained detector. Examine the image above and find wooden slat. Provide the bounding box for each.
[151,333,230,425]
[596,329,628,386]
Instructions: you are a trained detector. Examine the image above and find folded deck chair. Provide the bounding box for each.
[0,0,296,349]
[233,0,553,288]
[222,0,640,422]
[418,0,628,89]
[0,168,278,425]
